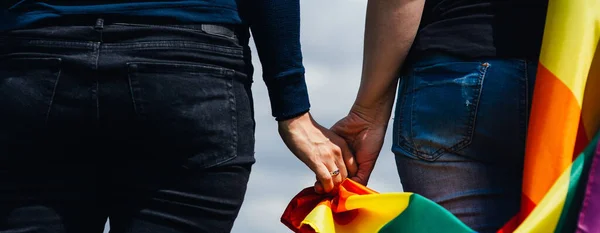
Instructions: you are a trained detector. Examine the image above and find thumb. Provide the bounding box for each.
[350,176,366,186]
[350,161,375,186]
[314,181,325,194]
[350,173,370,186]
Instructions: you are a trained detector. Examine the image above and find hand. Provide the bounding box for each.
[331,105,388,185]
[278,112,357,194]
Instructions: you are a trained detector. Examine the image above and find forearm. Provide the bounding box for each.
[246,0,310,121]
[353,0,424,123]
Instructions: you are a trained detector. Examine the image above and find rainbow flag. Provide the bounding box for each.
[499,0,600,231]
[508,133,599,233]
[281,178,476,233]
[280,132,597,233]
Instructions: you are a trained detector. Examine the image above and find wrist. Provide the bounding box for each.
[277,112,331,145]
[278,111,312,131]
[350,101,393,127]
[276,109,309,122]
[352,79,398,123]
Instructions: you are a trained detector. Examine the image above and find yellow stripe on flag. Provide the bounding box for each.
[301,193,411,233]
[303,203,335,233]
[538,0,600,105]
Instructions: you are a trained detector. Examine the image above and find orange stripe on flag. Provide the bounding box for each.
[521,64,581,207]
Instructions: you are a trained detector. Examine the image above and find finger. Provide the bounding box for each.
[327,126,357,179]
[314,180,325,194]
[351,160,376,186]
[333,149,349,181]
[322,162,340,193]
[314,162,335,193]
[338,139,357,177]
[325,144,346,188]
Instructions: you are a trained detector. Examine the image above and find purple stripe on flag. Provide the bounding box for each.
[577,139,600,233]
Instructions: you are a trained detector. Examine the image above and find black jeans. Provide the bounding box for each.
[0,18,256,233]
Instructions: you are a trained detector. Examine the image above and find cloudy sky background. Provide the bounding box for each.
[103,0,404,232]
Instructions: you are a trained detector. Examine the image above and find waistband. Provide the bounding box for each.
[3,16,246,46]
[23,15,240,38]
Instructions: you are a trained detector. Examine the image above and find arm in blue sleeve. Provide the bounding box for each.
[244,0,310,121]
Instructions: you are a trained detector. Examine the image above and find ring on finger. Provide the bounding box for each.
[330,169,340,176]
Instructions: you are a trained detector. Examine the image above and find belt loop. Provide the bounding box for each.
[94,18,105,30]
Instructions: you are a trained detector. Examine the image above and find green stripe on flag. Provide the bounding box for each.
[554,132,600,233]
[379,193,476,233]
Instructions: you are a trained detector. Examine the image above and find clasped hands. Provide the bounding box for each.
[278,105,388,194]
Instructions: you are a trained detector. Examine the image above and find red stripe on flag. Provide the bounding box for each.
[574,119,590,159]
[497,215,519,233]
[497,195,536,233]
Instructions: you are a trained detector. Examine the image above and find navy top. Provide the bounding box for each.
[0,0,310,121]
[410,0,548,61]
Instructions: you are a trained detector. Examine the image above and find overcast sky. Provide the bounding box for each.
[104,0,404,232]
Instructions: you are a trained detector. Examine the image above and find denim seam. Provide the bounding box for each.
[92,42,100,70]
[394,76,406,152]
[444,62,489,155]
[0,37,96,49]
[187,69,238,170]
[95,19,104,71]
[126,61,231,75]
[101,41,243,57]
[396,75,415,156]
[397,71,418,157]
[93,41,100,120]
[44,58,62,125]
[109,23,237,41]
[409,71,416,156]
[459,62,490,150]
[127,71,139,116]
[127,64,145,117]
[229,70,238,163]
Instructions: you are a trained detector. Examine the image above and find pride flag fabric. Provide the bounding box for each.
[282,0,599,232]
[499,0,600,231]
[280,134,599,233]
[508,133,599,233]
[281,178,476,233]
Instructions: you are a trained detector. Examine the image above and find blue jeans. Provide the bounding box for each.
[392,53,537,232]
[0,18,255,233]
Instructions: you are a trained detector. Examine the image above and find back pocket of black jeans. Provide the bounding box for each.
[0,57,62,130]
[393,61,489,161]
[127,62,237,169]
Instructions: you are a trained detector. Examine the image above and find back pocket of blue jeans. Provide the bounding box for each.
[393,61,489,161]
